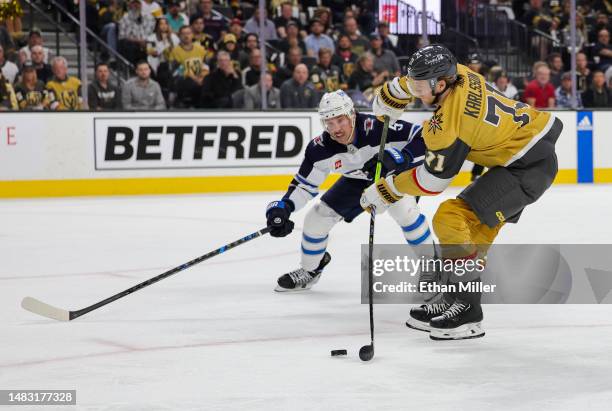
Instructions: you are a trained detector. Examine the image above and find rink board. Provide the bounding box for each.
[0,110,605,198]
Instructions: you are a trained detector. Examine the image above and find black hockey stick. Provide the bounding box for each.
[359,115,390,362]
[21,227,272,321]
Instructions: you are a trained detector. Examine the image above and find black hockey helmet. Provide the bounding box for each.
[406,44,458,81]
[406,44,458,102]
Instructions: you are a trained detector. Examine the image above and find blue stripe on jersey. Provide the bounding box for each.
[301,245,327,255]
[402,214,426,232]
[407,228,431,245]
[303,234,328,243]
[295,174,318,188]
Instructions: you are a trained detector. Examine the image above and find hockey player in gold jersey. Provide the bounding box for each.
[360,44,562,340]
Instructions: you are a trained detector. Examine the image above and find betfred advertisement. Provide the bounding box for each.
[94,116,312,170]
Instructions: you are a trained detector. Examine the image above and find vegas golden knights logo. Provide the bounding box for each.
[61,90,77,109]
[343,62,355,78]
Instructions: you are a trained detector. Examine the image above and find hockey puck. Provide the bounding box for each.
[330,349,347,356]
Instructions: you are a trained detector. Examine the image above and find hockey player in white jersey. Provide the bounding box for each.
[265,90,433,291]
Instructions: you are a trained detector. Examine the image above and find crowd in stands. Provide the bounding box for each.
[479,0,612,108]
[0,0,611,110]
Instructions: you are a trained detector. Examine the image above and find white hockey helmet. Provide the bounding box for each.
[318,90,356,132]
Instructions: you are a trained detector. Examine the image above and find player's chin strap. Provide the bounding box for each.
[430,78,451,105]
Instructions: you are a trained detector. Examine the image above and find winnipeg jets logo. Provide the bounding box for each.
[428,113,443,134]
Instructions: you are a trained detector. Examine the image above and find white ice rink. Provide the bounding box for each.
[2,185,612,410]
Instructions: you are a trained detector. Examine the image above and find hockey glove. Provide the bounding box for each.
[360,176,404,213]
[372,80,412,125]
[364,148,413,179]
[266,200,295,238]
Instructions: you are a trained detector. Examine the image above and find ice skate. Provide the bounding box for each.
[275,252,331,292]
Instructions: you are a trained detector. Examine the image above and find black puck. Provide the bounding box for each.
[330,349,347,356]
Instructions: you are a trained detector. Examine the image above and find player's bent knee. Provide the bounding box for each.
[433,199,474,243]
[303,201,343,236]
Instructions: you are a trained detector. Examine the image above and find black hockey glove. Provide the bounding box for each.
[364,147,413,180]
[266,200,295,238]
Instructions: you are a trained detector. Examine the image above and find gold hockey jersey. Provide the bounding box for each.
[46,77,82,110]
[392,64,556,196]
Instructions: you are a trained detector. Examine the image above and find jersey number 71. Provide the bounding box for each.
[483,83,530,128]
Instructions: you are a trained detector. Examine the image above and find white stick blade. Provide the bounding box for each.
[21,297,70,321]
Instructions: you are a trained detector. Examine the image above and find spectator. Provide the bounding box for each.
[523,63,555,108]
[0,71,18,110]
[369,33,399,77]
[561,12,588,53]
[201,50,242,108]
[467,53,486,76]
[218,33,246,72]
[169,25,209,107]
[165,1,189,34]
[555,71,582,109]
[277,21,306,54]
[343,16,369,56]
[146,17,179,74]
[274,2,301,38]
[274,45,301,87]
[119,0,155,64]
[310,47,343,92]
[98,0,122,57]
[140,0,163,19]
[122,60,166,110]
[46,57,82,111]
[244,7,277,41]
[589,12,612,43]
[491,72,519,100]
[377,21,401,56]
[520,0,554,32]
[0,45,18,84]
[19,28,51,66]
[189,0,226,42]
[244,72,281,109]
[241,33,260,68]
[576,52,592,93]
[0,25,14,53]
[305,18,335,58]
[191,16,216,62]
[27,45,53,85]
[280,63,318,108]
[241,48,262,87]
[14,64,48,110]
[313,7,333,36]
[88,63,122,110]
[348,52,387,92]
[547,52,564,87]
[228,18,245,47]
[593,28,612,71]
[332,34,359,84]
[582,70,612,107]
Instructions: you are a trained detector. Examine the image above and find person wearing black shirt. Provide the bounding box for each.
[88,63,122,110]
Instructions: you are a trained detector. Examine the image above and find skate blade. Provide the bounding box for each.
[274,285,313,292]
[274,274,321,292]
[405,318,431,333]
[429,322,485,341]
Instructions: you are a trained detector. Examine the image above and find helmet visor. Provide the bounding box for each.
[406,77,433,99]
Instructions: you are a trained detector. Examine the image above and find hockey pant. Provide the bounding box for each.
[300,176,433,271]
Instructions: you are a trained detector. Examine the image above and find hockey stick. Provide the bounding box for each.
[359,115,390,362]
[21,227,272,321]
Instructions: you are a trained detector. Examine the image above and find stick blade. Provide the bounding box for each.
[21,297,70,321]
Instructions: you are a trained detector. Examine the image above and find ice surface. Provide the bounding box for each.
[1,185,612,410]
